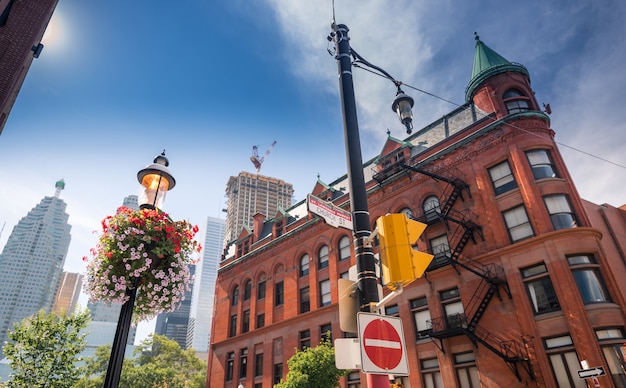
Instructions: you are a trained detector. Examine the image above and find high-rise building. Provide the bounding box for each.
[52,272,83,316]
[207,36,626,387]
[223,172,294,247]
[0,0,60,134]
[0,179,71,357]
[187,216,226,358]
[155,264,195,349]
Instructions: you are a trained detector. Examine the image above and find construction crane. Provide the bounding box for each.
[250,141,276,173]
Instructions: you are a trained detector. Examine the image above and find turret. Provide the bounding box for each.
[466,33,540,119]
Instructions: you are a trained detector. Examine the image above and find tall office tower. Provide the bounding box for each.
[122,194,138,210]
[187,216,226,358]
[223,172,294,246]
[52,272,83,316]
[0,179,71,357]
[0,0,60,134]
[154,264,195,349]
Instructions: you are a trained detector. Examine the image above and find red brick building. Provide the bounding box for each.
[207,35,626,388]
[0,0,58,134]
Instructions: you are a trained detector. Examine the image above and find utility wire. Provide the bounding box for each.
[354,64,626,171]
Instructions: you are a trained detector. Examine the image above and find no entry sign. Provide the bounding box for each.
[357,313,409,375]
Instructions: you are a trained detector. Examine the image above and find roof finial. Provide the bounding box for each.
[474,31,480,43]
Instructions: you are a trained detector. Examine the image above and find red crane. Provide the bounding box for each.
[250,141,276,173]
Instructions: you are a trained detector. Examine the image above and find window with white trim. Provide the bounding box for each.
[526,149,558,179]
[522,263,560,314]
[544,194,577,230]
[503,205,534,242]
[488,161,517,195]
[568,255,610,303]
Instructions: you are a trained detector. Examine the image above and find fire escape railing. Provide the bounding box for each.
[372,157,534,381]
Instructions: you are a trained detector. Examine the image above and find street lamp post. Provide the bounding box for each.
[330,22,414,388]
[103,151,176,388]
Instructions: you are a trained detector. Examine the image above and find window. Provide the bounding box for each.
[338,236,351,261]
[243,280,252,301]
[231,286,239,306]
[275,281,284,306]
[545,335,587,387]
[256,313,265,329]
[226,352,235,382]
[411,297,432,338]
[320,279,331,307]
[568,255,610,303]
[423,196,441,221]
[522,263,560,314]
[320,323,332,342]
[239,348,248,379]
[526,149,557,179]
[596,329,626,386]
[430,234,451,260]
[454,352,480,388]
[544,195,577,230]
[254,353,263,377]
[229,315,237,337]
[300,329,311,349]
[503,89,530,114]
[300,254,310,277]
[273,363,283,385]
[488,161,517,195]
[421,357,443,388]
[242,310,250,333]
[257,280,266,300]
[441,288,465,329]
[503,205,534,242]
[347,370,361,388]
[318,245,329,269]
[385,304,399,317]
[300,286,310,313]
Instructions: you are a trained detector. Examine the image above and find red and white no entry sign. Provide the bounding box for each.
[358,313,409,375]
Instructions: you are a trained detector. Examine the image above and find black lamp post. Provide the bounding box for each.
[330,22,414,388]
[103,151,175,388]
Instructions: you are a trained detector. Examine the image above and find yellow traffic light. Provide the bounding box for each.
[376,213,434,290]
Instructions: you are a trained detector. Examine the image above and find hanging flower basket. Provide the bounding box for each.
[83,206,201,322]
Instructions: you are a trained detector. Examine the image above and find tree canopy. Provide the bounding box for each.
[275,338,348,388]
[2,309,90,388]
[74,334,206,388]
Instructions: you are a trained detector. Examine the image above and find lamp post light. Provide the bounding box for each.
[330,22,414,388]
[103,151,176,388]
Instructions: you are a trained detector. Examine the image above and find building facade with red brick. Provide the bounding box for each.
[0,0,59,134]
[207,35,626,388]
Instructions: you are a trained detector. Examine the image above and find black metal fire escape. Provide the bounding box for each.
[373,157,534,381]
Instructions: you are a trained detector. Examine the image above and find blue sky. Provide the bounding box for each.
[1,0,625,341]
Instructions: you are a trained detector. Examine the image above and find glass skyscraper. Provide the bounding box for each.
[187,216,225,357]
[0,180,71,357]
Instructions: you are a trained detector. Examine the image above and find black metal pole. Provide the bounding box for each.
[332,22,389,388]
[104,277,139,388]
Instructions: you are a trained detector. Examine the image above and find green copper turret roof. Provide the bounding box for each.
[465,33,529,102]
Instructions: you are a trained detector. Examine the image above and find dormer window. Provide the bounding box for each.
[503,89,530,114]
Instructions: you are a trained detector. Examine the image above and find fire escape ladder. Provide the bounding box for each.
[464,325,535,382]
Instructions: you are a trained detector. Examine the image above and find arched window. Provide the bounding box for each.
[300,254,310,277]
[423,196,441,221]
[243,280,252,301]
[338,236,351,261]
[503,89,530,114]
[231,285,239,306]
[318,245,329,269]
[399,207,413,219]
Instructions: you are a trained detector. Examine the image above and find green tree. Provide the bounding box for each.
[275,338,348,388]
[2,309,90,388]
[75,334,206,388]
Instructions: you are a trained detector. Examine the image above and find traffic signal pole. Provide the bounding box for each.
[332,22,390,388]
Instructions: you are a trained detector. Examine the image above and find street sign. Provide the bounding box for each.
[334,338,361,370]
[307,194,353,230]
[357,313,409,375]
[577,366,606,379]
